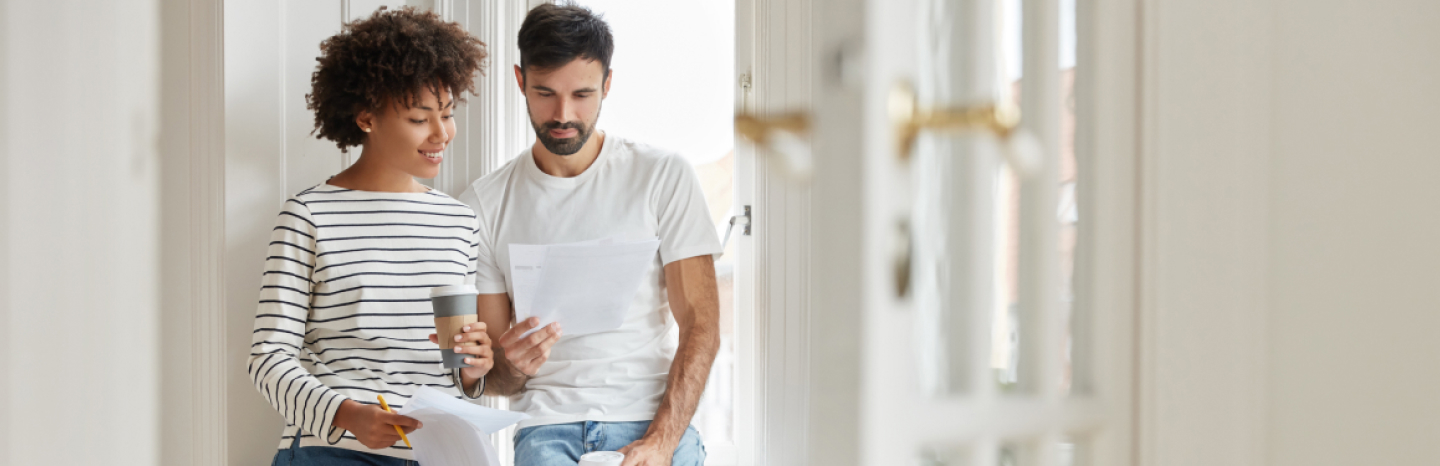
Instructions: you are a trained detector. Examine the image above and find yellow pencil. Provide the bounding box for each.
[375,395,413,449]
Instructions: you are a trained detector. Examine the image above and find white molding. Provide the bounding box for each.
[1135,0,1273,465]
[191,0,229,462]
[161,0,228,463]
[0,5,10,455]
[1135,0,1162,462]
[732,1,759,465]
[736,0,813,464]
[1076,0,1141,464]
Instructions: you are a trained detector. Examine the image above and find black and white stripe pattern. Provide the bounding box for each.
[247,184,479,458]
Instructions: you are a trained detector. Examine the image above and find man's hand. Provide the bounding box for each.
[332,399,421,450]
[428,322,494,385]
[617,437,675,466]
[497,317,563,377]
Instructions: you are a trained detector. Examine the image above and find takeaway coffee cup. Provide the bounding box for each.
[430,284,480,369]
[578,451,625,466]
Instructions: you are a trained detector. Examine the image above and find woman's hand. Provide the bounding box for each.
[429,322,494,386]
[332,399,421,449]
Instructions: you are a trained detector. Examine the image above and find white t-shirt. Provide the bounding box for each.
[458,133,723,428]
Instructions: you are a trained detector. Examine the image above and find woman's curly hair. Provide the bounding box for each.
[307,6,487,152]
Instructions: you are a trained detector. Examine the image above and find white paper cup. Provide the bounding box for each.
[578,451,625,466]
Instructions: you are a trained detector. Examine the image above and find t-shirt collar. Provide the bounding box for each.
[521,130,614,189]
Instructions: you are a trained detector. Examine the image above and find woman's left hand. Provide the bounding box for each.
[429,323,493,385]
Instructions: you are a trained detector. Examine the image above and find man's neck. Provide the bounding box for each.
[533,131,606,178]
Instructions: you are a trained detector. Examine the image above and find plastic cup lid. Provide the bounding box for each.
[430,284,479,298]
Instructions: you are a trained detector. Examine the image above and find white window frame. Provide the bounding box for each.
[733,0,814,464]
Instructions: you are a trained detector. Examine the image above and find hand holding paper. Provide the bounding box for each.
[395,387,530,466]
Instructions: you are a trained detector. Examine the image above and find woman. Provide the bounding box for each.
[248,7,494,465]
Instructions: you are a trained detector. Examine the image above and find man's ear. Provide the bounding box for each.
[602,69,613,98]
[514,64,525,92]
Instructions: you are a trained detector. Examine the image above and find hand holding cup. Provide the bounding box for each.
[428,285,493,381]
[428,322,493,379]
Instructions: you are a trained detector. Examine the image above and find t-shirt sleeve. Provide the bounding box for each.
[458,185,509,294]
[653,156,724,265]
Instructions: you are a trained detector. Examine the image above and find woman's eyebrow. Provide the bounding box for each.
[416,101,455,111]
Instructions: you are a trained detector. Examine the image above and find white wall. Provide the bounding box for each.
[1142,0,1440,464]
[1266,1,1440,463]
[1,1,162,464]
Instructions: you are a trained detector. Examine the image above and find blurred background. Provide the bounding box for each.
[3,0,1439,465]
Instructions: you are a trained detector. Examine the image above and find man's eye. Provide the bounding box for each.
[576,93,592,98]
[410,119,427,124]
[442,114,454,120]
[538,92,554,97]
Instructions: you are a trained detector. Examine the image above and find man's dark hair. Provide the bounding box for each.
[517,2,614,79]
[307,6,487,152]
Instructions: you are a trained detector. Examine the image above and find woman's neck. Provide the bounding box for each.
[327,150,428,193]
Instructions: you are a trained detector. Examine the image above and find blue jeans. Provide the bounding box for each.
[271,432,419,466]
[515,421,705,466]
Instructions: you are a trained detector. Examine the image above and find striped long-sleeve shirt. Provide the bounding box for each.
[247,184,479,459]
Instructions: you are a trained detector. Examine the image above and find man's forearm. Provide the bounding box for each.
[645,325,720,446]
[483,347,530,396]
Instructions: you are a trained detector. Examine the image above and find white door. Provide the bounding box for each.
[802,0,1133,464]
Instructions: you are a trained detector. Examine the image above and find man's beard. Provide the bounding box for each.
[529,105,601,156]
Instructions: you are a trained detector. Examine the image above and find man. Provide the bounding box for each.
[451,3,721,465]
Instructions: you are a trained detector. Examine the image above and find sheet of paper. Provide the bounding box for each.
[508,238,609,323]
[507,243,547,323]
[396,387,530,466]
[509,238,660,339]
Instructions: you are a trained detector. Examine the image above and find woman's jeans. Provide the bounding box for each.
[270,433,418,466]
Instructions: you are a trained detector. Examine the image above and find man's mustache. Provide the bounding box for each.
[540,121,585,134]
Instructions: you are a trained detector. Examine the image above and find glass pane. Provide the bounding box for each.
[1058,0,1082,396]
[913,0,1027,396]
[994,0,1025,391]
[993,164,1022,389]
[574,0,738,446]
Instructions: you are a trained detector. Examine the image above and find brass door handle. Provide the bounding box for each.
[890,81,1021,161]
[733,81,1040,179]
[735,112,814,180]
[735,113,808,145]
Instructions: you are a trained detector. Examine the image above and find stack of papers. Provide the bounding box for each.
[396,387,530,466]
[509,237,661,338]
